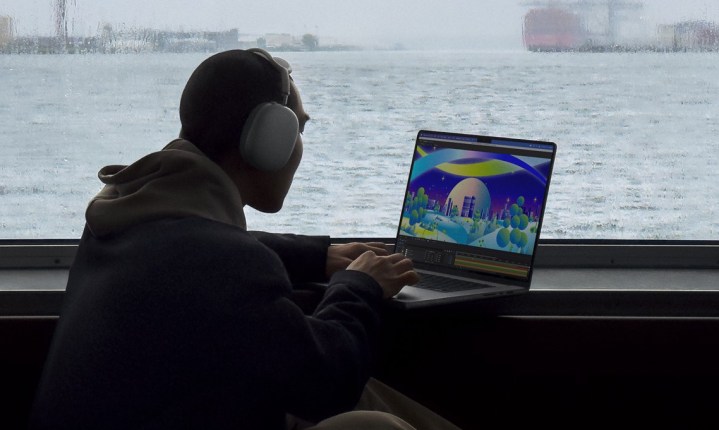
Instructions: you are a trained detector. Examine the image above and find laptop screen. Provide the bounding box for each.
[394,130,556,283]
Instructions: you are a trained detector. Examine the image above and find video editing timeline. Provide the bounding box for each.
[453,252,529,279]
[397,241,454,265]
[395,238,531,279]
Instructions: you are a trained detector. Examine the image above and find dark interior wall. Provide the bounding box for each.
[377,312,719,430]
[0,317,57,430]
[4,312,719,430]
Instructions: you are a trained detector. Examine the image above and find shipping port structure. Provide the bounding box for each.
[522,0,719,52]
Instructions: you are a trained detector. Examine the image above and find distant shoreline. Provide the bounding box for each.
[0,28,364,55]
[0,38,364,55]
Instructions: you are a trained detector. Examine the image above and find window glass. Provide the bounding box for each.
[2,1,718,240]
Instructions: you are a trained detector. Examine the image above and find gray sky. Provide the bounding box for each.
[3,1,719,49]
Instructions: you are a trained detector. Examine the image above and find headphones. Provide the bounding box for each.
[238,48,299,172]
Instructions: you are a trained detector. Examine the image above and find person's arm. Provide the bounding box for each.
[249,231,329,283]
[230,230,417,423]
[249,232,391,283]
[265,270,385,422]
[271,251,418,422]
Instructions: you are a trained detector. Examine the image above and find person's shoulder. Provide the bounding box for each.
[83,216,284,274]
[156,217,268,252]
[97,216,263,257]
[169,216,253,241]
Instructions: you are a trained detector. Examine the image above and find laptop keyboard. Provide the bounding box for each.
[414,273,490,292]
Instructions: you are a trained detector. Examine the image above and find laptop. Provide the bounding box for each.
[390,130,557,309]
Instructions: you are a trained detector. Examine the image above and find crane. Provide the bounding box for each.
[54,0,77,44]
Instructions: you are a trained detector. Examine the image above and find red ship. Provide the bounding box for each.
[521,1,645,52]
[523,8,583,51]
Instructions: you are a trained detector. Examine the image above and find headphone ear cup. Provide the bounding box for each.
[239,103,299,171]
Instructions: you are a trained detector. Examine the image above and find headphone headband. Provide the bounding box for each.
[247,48,292,105]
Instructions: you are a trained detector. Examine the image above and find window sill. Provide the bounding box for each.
[2,266,718,318]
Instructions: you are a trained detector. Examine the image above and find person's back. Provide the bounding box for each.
[33,217,382,428]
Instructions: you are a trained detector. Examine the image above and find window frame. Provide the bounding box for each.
[2,239,717,270]
[2,239,719,318]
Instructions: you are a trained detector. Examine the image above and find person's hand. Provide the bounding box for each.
[346,251,420,299]
[326,242,389,278]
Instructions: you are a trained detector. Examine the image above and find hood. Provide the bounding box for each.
[86,139,246,237]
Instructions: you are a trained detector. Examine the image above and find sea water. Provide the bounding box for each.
[1,50,718,239]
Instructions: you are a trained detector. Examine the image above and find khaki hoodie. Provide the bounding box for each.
[85,139,246,237]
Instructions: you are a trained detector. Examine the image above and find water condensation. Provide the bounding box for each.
[0,50,717,239]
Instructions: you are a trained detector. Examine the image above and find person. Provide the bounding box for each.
[30,49,460,430]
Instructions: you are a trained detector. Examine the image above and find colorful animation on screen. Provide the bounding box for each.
[399,144,552,255]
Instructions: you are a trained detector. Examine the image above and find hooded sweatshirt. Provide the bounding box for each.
[30,139,384,430]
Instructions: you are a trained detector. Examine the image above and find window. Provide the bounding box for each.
[2,1,718,241]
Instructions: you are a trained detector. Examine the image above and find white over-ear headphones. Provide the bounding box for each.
[238,48,299,172]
